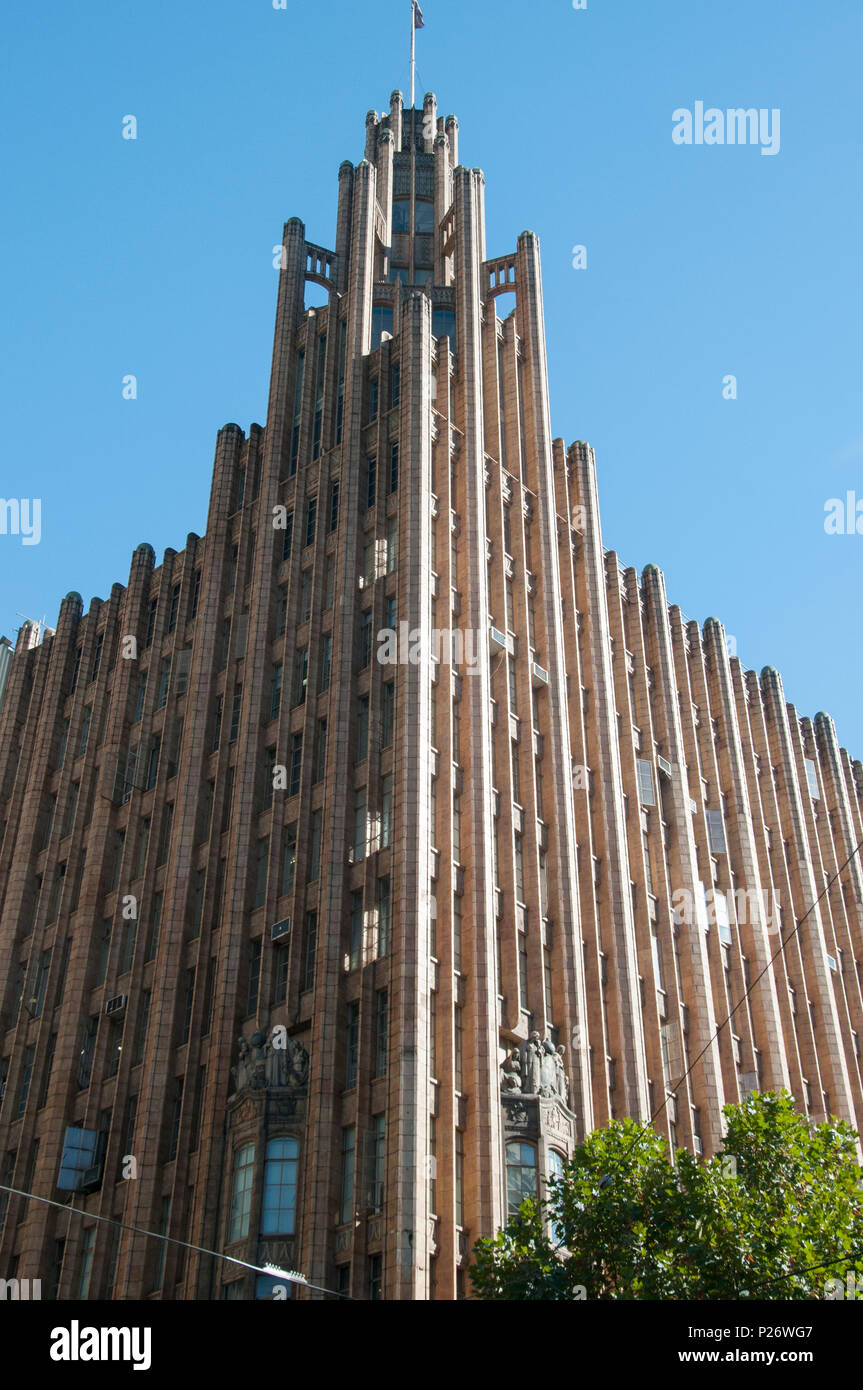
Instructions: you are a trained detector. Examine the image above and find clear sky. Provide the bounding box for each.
[1,0,861,751]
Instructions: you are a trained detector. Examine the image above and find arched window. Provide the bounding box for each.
[506,1140,537,1216]
[261,1136,299,1235]
[392,198,411,232]
[548,1149,566,1244]
[229,1142,255,1242]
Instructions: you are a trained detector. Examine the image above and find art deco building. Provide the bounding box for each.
[1,89,862,1303]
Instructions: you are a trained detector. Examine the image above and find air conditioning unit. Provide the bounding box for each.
[826,953,838,973]
[657,756,672,778]
[105,994,127,1017]
[357,575,366,590]
[531,662,549,688]
[271,917,292,943]
[489,626,509,653]
[692,1136,703,1156]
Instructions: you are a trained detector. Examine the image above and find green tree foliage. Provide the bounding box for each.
[471,1092,863,1300]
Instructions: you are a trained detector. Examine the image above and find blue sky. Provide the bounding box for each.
[1,0,861,751]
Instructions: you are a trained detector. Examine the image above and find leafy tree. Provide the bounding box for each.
[471,1092,863,1299]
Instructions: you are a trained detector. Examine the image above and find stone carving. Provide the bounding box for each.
[504,1099,529,1126]
[233,1030,309,1094]
[521,1032,544,1096]
[233,1035,255,1091]
[501,1048,522,1092]
[500,1032,570,1104]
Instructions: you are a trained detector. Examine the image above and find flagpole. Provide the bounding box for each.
[410,1,416,110]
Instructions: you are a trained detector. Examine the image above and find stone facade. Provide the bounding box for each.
[0,91,861,1302]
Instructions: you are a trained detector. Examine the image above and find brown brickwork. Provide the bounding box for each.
[0,92,861,1303]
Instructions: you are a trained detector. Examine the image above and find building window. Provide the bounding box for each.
[369,377,379,422]
[371,306,393,348]
[382,681,395,746]
[369,1113,385,1213]
[168,583,181,633]
[292,648,309,707]
[289,350,305,474]
[339,1127,355,1225]
[289,732,303,797]
[319,634,332,692]
[90,632,104,684]
[229,1143,256,1243]
[706,807,727,853]
[17,1046,35,1118]
[349,891,363,970]
[312,333,326,460]
[270,664,283,721]
[369,1252,383,1301]
[380,774,393,849]
[314,717,328,783]
[305,496,317,548]
[191,569,201,619]
[377,876,391,958]
[253,838,269,910]
[303,911,317,991]
[353,788,367,862]
[276,586,288,638]
[282,822,297,895]
[335,318,346,444]
[359,612,372,669]
[274,948,289,1006]
[261,1137,299,1236]
[455,1128,464,1227]
[345,1001,359,1089]
[300,568,312,624]
[637,759,655,806]
[389,443,399,493]
[329,479,340,531]
[356,695,370,762]
[309,809,323,881]
[548,1149,566,1243]
[366,455,377,509]
[506,1141,537,1217]
[181,968,195,1043]
[282,509,294,562]
[374,989,388,1077]
[432,309,456,345]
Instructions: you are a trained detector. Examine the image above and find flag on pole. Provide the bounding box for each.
[413,1,425,29]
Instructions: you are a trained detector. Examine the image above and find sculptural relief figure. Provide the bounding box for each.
[554,1046,569,1104]
[233,1035,253,1092]
[500,1032,571,1104]
[520,1031,544,1096]
[500,1048,522,1093]
[286,1037,309,1088]
[539,1038,558,1098]
[264,1034,288,1087]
